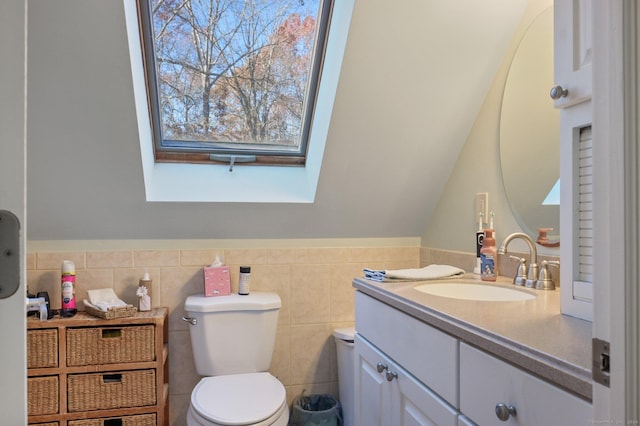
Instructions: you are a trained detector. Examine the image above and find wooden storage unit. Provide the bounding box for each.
[27,308,169,426]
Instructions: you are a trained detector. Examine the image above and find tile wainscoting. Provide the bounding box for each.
[26,241,419,425]
[26,243,557,425]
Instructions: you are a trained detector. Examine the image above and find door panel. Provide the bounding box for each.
[0,0,27,424]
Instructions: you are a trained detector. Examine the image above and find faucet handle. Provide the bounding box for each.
[536,260,559,290]
[508,255,527,286]
[525,261,539,289]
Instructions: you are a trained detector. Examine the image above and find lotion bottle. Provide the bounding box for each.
[480,229,498,281]
[137,272,153,312]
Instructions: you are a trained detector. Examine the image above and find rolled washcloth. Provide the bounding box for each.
[364,264,466,282]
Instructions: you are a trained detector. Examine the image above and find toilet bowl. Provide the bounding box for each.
[187,373,288,426]
[183,293,289,426]
[333,327,355,426]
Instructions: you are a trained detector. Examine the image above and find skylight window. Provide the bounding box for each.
[137,0,332,167]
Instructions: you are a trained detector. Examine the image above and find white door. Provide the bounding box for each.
[555,0,594,322]
[0,0,27,424]
[556,0,636,422]
[590,0,637,423]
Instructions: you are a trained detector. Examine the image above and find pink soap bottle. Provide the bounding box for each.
[480,229,498,281]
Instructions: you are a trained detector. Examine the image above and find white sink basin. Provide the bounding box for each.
[414,282,536,301]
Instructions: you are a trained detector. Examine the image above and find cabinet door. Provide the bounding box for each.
[457,415,476,426]
[355,334,458,426]
[354,334,393,426]
[553,0,592,108]
[460,343,592,426]
[393,360,458,426]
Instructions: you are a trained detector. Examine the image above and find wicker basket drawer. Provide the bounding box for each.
[29,423,59,426]
[28,375,59,416]
[67,369,157,412]
[27,329,59,369]
[68,413,156,426]
[66,325,155,366]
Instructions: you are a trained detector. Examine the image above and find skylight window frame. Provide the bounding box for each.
[136,0,334,167]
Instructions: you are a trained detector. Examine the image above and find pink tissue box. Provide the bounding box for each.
[204,266,231,297]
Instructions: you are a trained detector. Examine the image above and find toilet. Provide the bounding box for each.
[333,327,355,426]
[183,292,289,426]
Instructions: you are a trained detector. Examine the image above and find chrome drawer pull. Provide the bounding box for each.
[495,402,517,421]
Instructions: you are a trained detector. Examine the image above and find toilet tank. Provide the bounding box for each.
[185,292,281,376]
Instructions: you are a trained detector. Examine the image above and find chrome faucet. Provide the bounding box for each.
[498,233,538,288]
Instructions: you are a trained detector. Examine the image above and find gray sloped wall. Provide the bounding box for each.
[26,0,526,240]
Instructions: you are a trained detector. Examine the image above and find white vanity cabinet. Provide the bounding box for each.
[459,343,592,425]
[354,292,459,426]
[354,290,593,426]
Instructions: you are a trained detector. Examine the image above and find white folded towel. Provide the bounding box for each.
[84,288,128,312]
[364,264,465,282]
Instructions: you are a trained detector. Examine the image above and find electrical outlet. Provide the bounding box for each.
[475,192,489,222]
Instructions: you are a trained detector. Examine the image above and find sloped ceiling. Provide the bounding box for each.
[26,0,525,240]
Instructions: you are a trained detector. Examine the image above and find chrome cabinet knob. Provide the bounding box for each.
[385,370,398,382]
[495,403,517,421]
[376,362,388,373]
[550,85,569,100]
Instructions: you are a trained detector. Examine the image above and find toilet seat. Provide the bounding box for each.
[190,372,287,426]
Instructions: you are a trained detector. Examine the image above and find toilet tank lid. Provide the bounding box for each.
[185,292,281,312]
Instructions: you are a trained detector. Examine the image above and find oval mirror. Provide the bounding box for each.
[500,7,559,246]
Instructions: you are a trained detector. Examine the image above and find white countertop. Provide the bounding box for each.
[352,274,593,401]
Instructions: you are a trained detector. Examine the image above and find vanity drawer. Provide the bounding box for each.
[66,325,155,366]
[67,369,156,412]
[355,292,459,406]
[460,343,591,425]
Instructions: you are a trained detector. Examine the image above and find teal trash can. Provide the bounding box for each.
[290,393,343,426]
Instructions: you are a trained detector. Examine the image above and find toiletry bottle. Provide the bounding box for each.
[238,266,251,295]
[489,211,496,245]
[480,229,498,281]
[474,212,484,274]
[60,260,77,317]
[138,272,152,312]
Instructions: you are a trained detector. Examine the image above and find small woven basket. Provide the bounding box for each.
[67,369,156,412]
[27,328,58,369]
[27,375,59,416]
[66,325,155,366]
[68,413,156,426]
[83,304,138,320]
